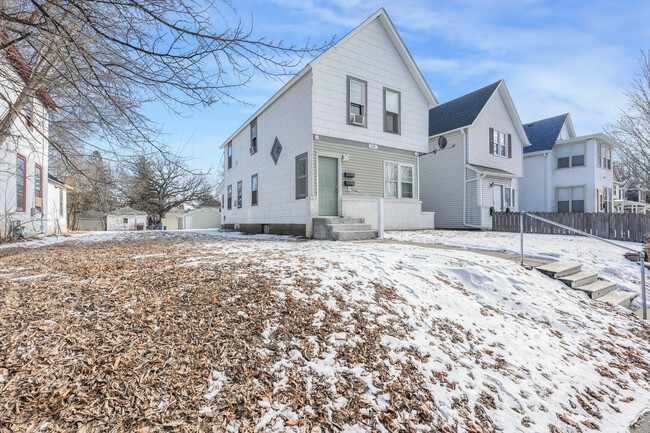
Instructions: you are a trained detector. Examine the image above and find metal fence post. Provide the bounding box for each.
[641,251,647,320]
[520,213,524,266]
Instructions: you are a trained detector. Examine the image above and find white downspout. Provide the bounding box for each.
[462,127,485,229]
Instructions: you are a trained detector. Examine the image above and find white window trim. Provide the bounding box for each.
[383,161,415,199]
[492,129,509,158]
[556,142,585,169]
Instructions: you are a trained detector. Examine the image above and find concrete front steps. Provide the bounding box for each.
[536,261,637,310]
[312,217,377,241]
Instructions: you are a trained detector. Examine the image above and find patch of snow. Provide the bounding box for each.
[204,370,228,400]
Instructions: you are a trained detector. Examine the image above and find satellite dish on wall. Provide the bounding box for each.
[438,136,447,150]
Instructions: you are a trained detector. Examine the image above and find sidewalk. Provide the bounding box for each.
[359,238,554,269]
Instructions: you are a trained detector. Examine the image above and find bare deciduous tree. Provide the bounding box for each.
[122,153,213,220]
[0,0,330,166]
[608,50,650,189]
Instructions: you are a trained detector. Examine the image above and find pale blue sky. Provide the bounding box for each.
[148,0,650,170]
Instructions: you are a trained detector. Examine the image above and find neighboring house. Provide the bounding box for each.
[46,174,72,235]
[614,170,650,214]
[0,32,59,238]
[178,207,221,230]
[75,210,106,231]
[420,80,530,229]
[161,206,184,230]
[219,9,436,238]
[519,113,617,213]
[106,207,147,231]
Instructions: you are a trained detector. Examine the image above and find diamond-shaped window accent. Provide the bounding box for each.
[270,137,282,165]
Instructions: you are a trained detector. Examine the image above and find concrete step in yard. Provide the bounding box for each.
[536,261,583,278]
[312,217,377,241]
[598,291,637,308]
[333,230,378,241]
[559,271,599,288]
[329,223,373,232]
[576,280,617,299]
[534,261,640,313]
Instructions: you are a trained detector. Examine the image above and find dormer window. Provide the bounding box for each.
[347,77,367,127]
[250,119,257,154]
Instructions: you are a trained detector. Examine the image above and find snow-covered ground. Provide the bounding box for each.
[1,229,649,432]
[387,230,649,308]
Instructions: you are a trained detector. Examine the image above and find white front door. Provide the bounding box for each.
[493,185,504,212]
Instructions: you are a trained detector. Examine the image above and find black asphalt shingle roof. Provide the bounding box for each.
[428,80,501,137]
[522,113,568,154]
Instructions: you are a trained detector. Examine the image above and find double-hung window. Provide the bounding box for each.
[34,164,42,212]
[384,162,414,199]
[347,77,367,127]
[557,186,584,212]
[23,97,34,131]
[237,181,242,208]
[227,185,232,210]
[251,174,258,206]
[557,143,584,168]
[16,154,26,212]
[597,143,612,169]
[295,153,308,199]
[490,129,510,158]
[504,187,515,209]
[250,119,257,154]
[384,88,400,134]
[227,142,232,169]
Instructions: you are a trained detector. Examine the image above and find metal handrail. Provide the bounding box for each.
[519,211,647,320]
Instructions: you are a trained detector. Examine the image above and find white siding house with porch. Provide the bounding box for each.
[219,9,436,239]
[420,80,530,229]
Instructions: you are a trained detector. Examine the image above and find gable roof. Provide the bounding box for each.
[428,81,501,137]
[220,8,436,148]
[522,113,569,154]
[109,206,147,216]
[0,31,59,112]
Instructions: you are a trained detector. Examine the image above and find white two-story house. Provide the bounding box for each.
[0,32,59,238]
[219,9,436,239]
[419,80,530,229]
[519,113,617,214]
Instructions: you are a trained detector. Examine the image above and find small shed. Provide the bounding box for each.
[178,207,221,230]
[75,210,106,231]
[107,207,147,231]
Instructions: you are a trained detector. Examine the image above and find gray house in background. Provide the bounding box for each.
[106,207,147,231]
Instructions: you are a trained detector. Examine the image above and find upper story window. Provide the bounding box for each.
[227,142,232,169]
[489,128,511,158]
[295,153,308,199]
[250,119,258,154]
[384,162,414,199]
[557,142,584,168]
[23,97,34,131]
[16,154,26,212]
[597,143,612,169]
[383,88,400,134]
[347,77,367,127]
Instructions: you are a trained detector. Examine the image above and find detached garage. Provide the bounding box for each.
[178,207,220,230]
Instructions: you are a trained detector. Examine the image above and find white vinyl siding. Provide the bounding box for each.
[312,18,430,153]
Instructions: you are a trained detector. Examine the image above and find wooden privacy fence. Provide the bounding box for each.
[492,212,650,243]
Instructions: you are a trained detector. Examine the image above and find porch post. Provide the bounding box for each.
[520,212,524,266]
[377,198,384,239]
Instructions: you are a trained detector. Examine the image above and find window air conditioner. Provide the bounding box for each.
[350,114,364,125]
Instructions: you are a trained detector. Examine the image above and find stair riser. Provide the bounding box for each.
[560,275,598,288]
[538,267,582,279]
[333,231,378,241]
[313,217,365,225]
[329,224,372,232]
[578,284,616,299]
